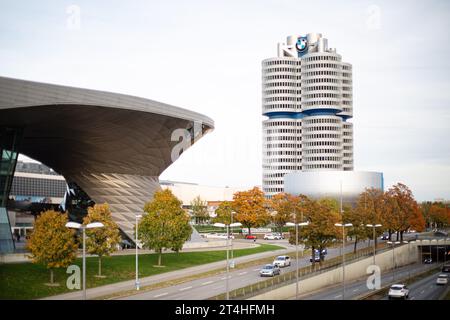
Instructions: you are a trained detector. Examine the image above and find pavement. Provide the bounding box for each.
[42,240,292,300]
[116,240,374,300]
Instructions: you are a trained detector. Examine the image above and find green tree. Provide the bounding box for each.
[83,203,121,277]
[26,210,78,285]
[232,187,270,234]
[138,189,192,266]
[190,196,209,224]
[213,201,234,225]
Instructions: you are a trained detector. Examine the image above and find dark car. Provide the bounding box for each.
[381,234,389,240]
[424,258,433,264]
[245,234,257,240]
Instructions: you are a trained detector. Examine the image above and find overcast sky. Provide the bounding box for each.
[1,0,449,201]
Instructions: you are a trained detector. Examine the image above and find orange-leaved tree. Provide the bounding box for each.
[232,187,270,235]
[26,210,78,285]
[83,203,121,277]
[270,193,299,234]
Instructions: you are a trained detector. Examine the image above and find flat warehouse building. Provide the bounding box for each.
[0,76,214,253]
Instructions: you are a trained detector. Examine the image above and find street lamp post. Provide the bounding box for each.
[387,241,400,282]
[135,214,142,290]
[335,222,353,300]
[366,224,382,266]
[286,221,310,300]
[65,221,104,300]
[214,222,242,300]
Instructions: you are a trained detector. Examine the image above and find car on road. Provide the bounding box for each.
[442,264,450,273]
[264,233,282,240]
[259,264,280,277]
[388,284,409,300]
[436,274,449,285]
[273,232,285,239]
[245,234,257,240]
[273,256,291,267]
[424,257,433,264]
[310,255,321,263]
[381,234,389,240]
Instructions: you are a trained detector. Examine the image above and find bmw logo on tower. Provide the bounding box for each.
[296,36,308,56]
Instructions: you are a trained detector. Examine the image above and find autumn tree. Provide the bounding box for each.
[138,189,192,266]
[83,203,121,277]
[270,193,299,234]
[190,196,209,224]
[343,205,370,253]
[355,188,386,247]
[232,187,270,235]
[385,183,423,241]
[26,210,78,285]
[428,203,449,229]
[290,197,340,266]
[213,201,234,225]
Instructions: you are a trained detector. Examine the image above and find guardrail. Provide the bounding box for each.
[208,242,392,300]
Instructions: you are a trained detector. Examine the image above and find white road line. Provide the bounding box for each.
[353,288,359,292]
[253,268,260,271]
[333,294,342,299]
[410,297,415,300]
[239,272,248,276]
[179,286,192,291]
[202,281,214,286]
[221,276,231,280]
[154,292,168,298]
[420,290,425,294]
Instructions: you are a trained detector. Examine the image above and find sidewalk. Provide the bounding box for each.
[42,244,292,300]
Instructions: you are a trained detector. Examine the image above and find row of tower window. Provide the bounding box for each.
[304,164,342,170]
[303,63,340,70]
[264,82,300,88]
[263,60,300,66]
[264,187,284,193]
[264,120,300,127]
[264,143,302,149]
[266,158,301,163]
[265,129,302,134]
[303,93,340,99]
[264,96,301,102]
[303,100,339,107]
[343,72,351,77]
[304,133,341,139]
[265,136,301,141]
[303,141,340,147]
[303,85,339,92]
[264,67,300,73]
[303,55,339,62]
[342,64,352,70]
[303,78,340,85]
[304,156,342,162]
[264,150,302,156]
[342,79,352,85]
[264,75,300,81]
[304,118,340,124]
[264,180,284,186]
[303,70,340,77]
[304,126,340,132]
[343,153,352,158]
[264,89,300,95]
[342,100,352,105]
[342,87,352,91]
[303,149,341,154]
[263,173,288,179]
[263,104,299,110]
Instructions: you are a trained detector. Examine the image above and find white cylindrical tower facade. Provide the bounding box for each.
[262,33,354,197]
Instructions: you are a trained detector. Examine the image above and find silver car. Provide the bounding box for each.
[259,264,281,277]
[436,274,448,285]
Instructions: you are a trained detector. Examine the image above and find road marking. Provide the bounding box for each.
[410,297,415,300]
[202,281,214,286]
[154,292,168,298]
[333,294,342,299]
[353,288,359,292]
[179,286,192,291]
[221,276,231,280]
[239,272,247,276]
[420,290,425,294]
[253,268,260,271]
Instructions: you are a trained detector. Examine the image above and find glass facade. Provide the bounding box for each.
[0,127,22,253]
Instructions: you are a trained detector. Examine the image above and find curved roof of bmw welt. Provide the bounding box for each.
[0,76,214,238]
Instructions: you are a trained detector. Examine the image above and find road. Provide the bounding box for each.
[117,239,376,300]
[380,269,448,300]
[299,262,433,300]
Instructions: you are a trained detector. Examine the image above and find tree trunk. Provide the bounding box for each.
[248,227,251,235]
[400,231,404,242]
[50,269,54,284]
[311,246,316,267]
[158,249,162,266]
[354,235,358,254]
[98,256,102,277]
[396,231,399,241]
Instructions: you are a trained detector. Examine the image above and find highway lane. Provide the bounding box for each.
[117,240,375,300]
[380,270,448,300]
[300,262,433,300]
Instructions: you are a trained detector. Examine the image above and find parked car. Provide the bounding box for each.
[436,274,449,285]
[245,234,257,240]
[264,233,282,240]
[259,264,280,277]
[388,284,409,300]
[273,256,291,267]
[424,258,433,264]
